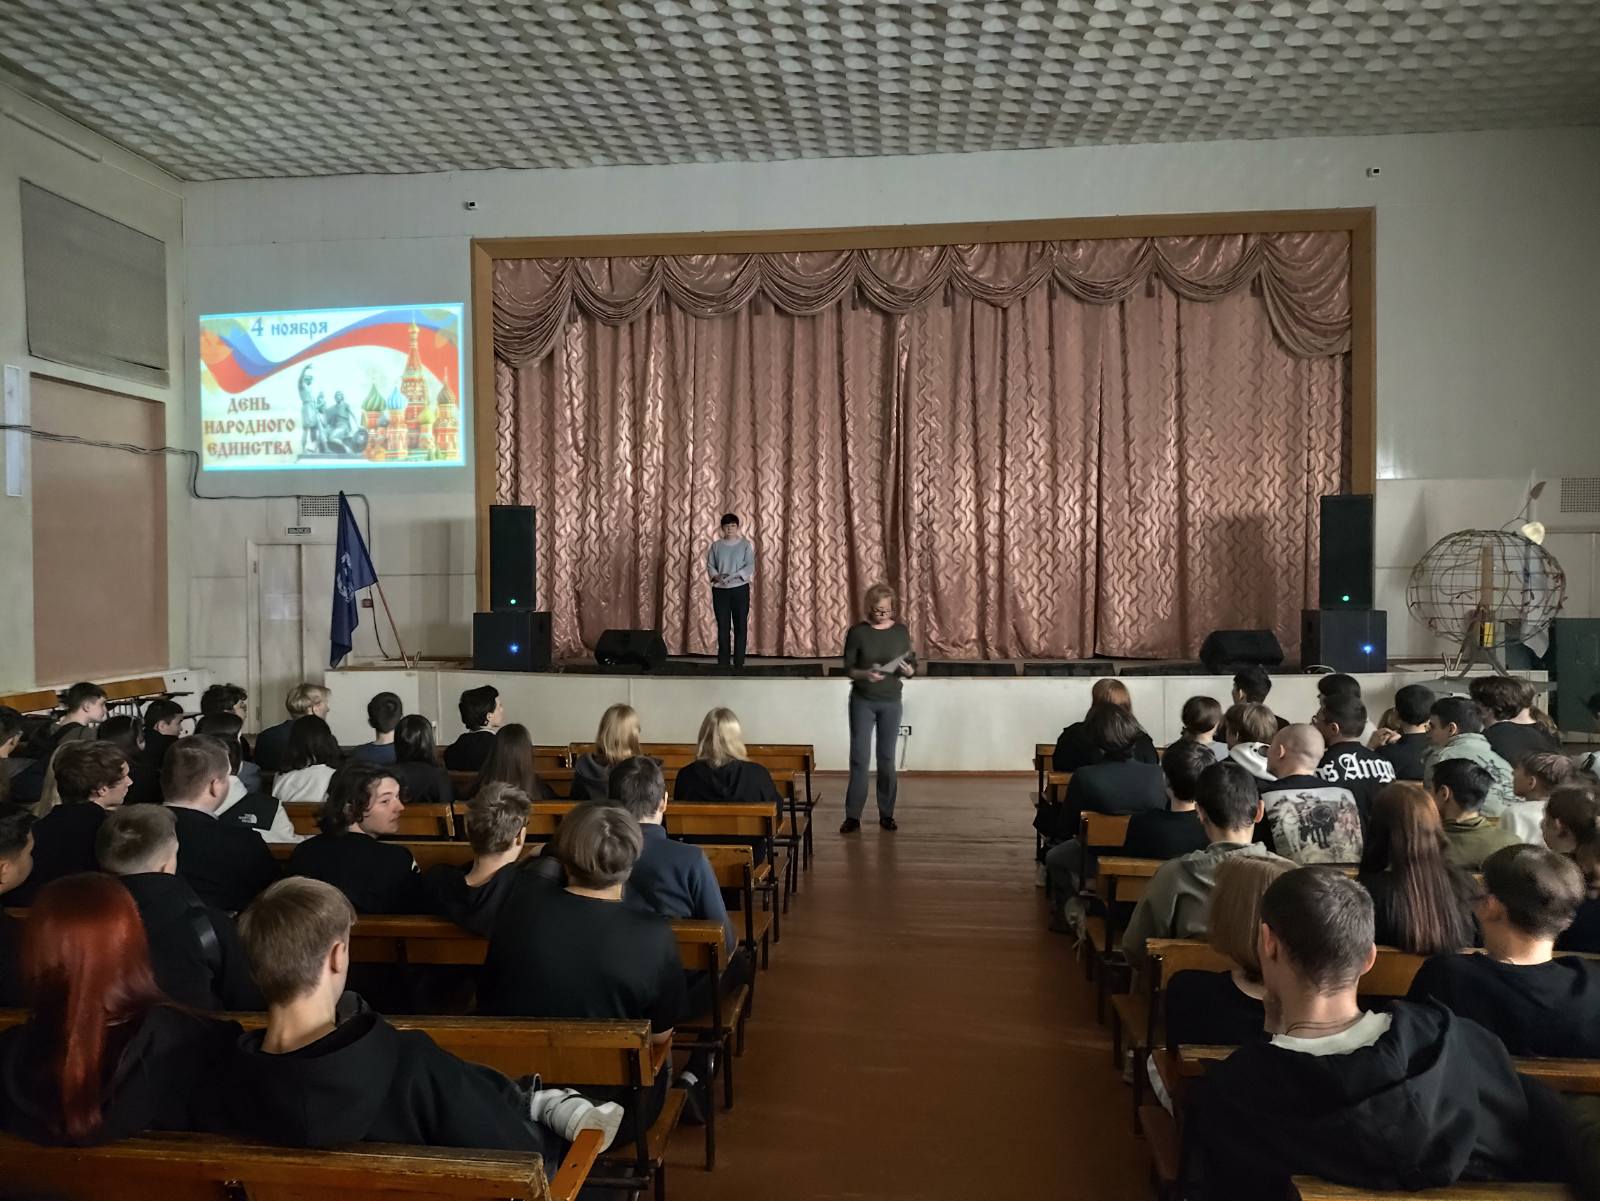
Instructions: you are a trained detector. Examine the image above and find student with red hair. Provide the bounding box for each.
[0,874,236,1145]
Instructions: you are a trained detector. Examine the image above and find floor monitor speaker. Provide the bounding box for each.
[472,610,552,672]
[489,505,536,611]
[594,628,668,673]
[1301,609,1388,673]
[1199,629,1284,673]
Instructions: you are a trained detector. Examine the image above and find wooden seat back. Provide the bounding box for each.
[0,688,61,715]
[0,1130,563,1201]
[347,915,726,982]
[1147,938,1232,984]
[1043,771,1071,805]
[101,676,169,703]
[1291,1178,1563,1200]
[1081,813,1131,851]
[283,800,456,839]
[669,918,728,976]
[699,843,757,891]
[1146,938,1426,998]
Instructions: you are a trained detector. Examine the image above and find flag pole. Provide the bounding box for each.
[371,580,411,667]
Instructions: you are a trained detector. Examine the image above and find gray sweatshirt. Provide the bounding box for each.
[707,537,755,589]
[1422,732,1515,817]
[1121,841,1293,969]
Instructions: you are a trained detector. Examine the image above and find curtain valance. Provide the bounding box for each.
[492,231,1350,365]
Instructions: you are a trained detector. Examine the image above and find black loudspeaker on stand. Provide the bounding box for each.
[595,628,668,673]
[1199,629,1284,673]
[1302,609,1388,673]
[474,504,553,671]
[1320,494,1375,609]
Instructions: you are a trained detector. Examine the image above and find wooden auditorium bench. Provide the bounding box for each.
[0,1128,606,1201]
[283,800,456,839]
[433,745,570,774]
[0,687,61,715]
[1290,1180,1568,1200]
[0,1008,679,1200]
[449,767,580,801]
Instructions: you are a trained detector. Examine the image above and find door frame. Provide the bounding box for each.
[245,539,333,736]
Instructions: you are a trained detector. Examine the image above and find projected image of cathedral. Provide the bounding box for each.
[359,319,462,462]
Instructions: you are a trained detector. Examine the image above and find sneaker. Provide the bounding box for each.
[878,816,898,831]
[528,1087,625,1152]
[675,1072,708,1127]
[839,817,861,834]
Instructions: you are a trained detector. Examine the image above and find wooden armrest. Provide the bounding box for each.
[548,1127,605,1201]
[650,1035,672,1078]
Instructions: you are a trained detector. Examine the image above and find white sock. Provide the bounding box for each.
[528,1087,625,1153]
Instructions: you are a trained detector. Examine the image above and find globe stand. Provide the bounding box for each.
[1444,612,1509,680]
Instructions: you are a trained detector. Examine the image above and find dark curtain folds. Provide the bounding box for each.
[494,233,1348,661]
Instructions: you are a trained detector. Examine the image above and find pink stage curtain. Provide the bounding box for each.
[493,235,1348,661]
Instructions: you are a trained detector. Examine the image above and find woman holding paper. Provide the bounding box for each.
[840,582,915,834]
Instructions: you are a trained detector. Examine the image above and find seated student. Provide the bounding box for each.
[1179,696,1229,762]
[1231,666,1289,733]
[1121,761,1289,970]
[140,698,185,770]
[1051,678,1159,772]
[482,803,687,1034]
[7,741,130,907]
[1311,693,1394,827]
[1424,695,1515,816]
[475,723,557,801]
[1432,758,1519,871]
[1255,725,1361,864]
[253,683,331,773]
[1357,782,1477,955]
[1186,867,1575,1201]
[195,713,295,843]
[94,715,163,806]
[95,805,261,1011]
[37,682,108,753]
[1408,844,1600,1057]
[350,692,403,765]
[163,736,281,913]
[1163,855,1295,1051]
[0,705,26,763]
[1541,784,1600,953]
[443,685,503,772]
[1503,750,1577,846]
[1219,702,1280,788]
[229,881,622,1159]
[389,715,453,806]
[199,683,253,761]
[1122,740,1213,862]
[611,755,739,952]
[0,802,36,1006]
[673,707,782,811]
[423,783,530,937]
[288,761,426,914]
[1042,705,1171,918]
[1368,682,1435,781]
[270,716,343,804]
[572,703,641,801]
[0,874,240,1146]
[1472,675,1562,766]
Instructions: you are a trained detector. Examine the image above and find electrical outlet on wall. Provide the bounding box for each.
[899,725,912,737]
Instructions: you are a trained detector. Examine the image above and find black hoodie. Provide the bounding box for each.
[224,1010,563,1161]
[0,1006,239,1146]
[672,758,781,813]
[118,873,262,1012]
[1187,999,1574,1201]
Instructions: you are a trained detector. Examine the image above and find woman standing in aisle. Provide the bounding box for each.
[840,583,915,834]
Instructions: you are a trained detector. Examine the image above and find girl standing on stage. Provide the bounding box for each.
[840,583,915,834]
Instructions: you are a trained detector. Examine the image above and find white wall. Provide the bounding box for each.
[0,83,187,692]
[329,664,1521,772]
[177,127,1599,678]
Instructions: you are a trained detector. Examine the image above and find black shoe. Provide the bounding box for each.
[839,817,861,834]
[879,816,898,831]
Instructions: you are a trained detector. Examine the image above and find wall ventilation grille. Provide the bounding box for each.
[1559,478,1600,515]
[297,496,339,519]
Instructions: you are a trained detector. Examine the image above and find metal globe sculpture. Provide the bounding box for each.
[1406,529,1566,649]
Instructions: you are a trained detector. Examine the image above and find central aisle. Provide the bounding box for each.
[673,776,1147,1201]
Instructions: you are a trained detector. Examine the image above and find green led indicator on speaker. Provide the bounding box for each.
[1341,594,1350,603]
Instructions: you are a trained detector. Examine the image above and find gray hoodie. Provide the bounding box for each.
[1121,841,1293,968]
[1422,732,1515,817]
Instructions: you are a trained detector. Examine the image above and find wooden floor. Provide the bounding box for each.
[669,775,1146,1201]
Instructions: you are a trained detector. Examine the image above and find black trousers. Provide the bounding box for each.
[712,584,750,668]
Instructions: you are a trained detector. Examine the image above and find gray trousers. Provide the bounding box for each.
[845,695,900,820]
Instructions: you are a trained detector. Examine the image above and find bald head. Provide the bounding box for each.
[1270,724,1326,778]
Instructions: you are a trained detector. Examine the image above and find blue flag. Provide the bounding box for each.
[330,492,378,667]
